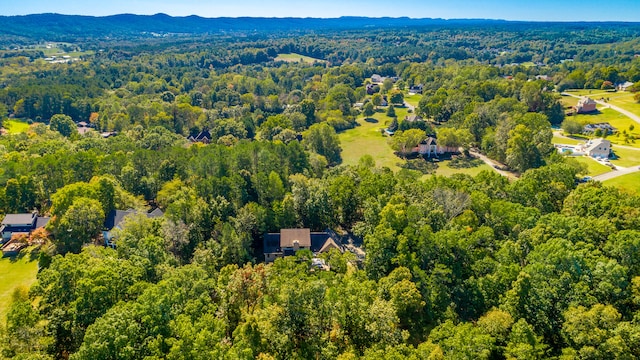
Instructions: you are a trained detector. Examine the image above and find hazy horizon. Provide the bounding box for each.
[1,0,640,22]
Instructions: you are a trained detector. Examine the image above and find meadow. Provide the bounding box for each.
[3,119,30,134]
[274,53,325,64]
[0,249,39,322]
[604,171,640,194]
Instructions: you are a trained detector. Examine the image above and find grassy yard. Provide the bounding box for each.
[566,108,640,148]
[3,119,30,134]
[604,172,640,194]
[572,156,612,176]
[0,249,39,322]
[338,112,401,171]
[404,93,422,108]
[552,134,584,145]
[434,159,492,177]
[611,146,640,167]
[275,53,325,64]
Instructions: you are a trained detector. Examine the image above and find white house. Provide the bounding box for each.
[583,138,611,159]
[617,81,634,91]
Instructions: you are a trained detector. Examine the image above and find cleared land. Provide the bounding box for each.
[572,156,612,176]
[611,146,640,167]
[565,89,640,118]
[339,112,401,171]
[435,159,492,177]
[0,250,39,322]
[604,171,640,194]
[275,53,325,64]
[4,119,30,134]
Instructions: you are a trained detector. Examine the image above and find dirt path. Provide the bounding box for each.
[468,150,518,179]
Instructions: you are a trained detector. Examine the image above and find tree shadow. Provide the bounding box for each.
[364,118,378,124]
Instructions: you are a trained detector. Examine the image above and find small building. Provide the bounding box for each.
[263,228,343,262]
[617,81,634,91]
[370,74,384,84]
[574,97,597,114]
[583,122,617,135]
[103,208,164,247]
[188,130,212,144]
[1,213,50,244]
[404,114,423,122]
[582,138,611,159]
[409,84,424,94]
[366,83,379,95]
[412,136,459,158]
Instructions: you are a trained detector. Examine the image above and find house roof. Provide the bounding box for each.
[148,208,164,218]
[318,237,343,253]
[2,213,36,226]
[280,228,311,248]
[35,217,50,229]
[104,209,137,230]
[584,138,611,153]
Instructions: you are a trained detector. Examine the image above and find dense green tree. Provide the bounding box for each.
[49,114,77,137]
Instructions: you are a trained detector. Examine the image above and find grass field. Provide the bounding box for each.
[0,249,39,322]
[404,93,422,108]
[572,156,612,176]
[611,146,640,167]
[275,53,325,64]
[604,172,640,194]
[435,159,492,177]
[564,89,640,117]
[564,107,640,148]
[3,119,30,134]
[339,112,401,171]
[553,134,584,145]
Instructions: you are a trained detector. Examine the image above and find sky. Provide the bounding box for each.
[1,0,640,22]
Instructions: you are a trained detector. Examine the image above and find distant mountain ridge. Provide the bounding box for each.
[1,13,638,43]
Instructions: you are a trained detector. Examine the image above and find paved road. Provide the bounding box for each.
[593,165,640,182]
[562,92,640,126]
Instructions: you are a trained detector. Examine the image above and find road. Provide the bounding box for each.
[562,92,640,126]
[468,150,518,179]
[593,165,640,182]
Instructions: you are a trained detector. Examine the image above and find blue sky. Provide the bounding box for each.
[1,0,640,21]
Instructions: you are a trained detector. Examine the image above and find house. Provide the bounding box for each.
[574,97,597,114]
[76,123,93,136]
[371,74,384,84]
[366,83,379,95]
[409,84,424,94]
[617,81,634,91]
[100,131,117,138]
[411,136,459,158]
[583,122,617,135]
[535,75,551,81]
[404,114,423,122]
[263,228,344,262]
[188,130,212,144]
[1,213,50,244]
[103,208,164,247]
[582,138,611,159]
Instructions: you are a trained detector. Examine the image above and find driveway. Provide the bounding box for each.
[593,164,640,182]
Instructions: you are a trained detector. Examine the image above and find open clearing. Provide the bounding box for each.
[572,156,612,176]
[339,112,401,171]
[4,119,30,134]
[275,53,325,64]
[0,249,39,322]
[435,159,492,177]
[565,89,640,118]
[604,171,640,194]
[611,146,640,167]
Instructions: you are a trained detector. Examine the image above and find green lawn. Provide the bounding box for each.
[275,53,325,64]
[3,119,30,134]
[339,112,401,171]
[434,159,492,177]
[0,249,39,322]
[553,134,584,145]
[404,93,422,108]
[572,156,612,176]
[611,146,640,167]
[566,108,640,149]
[604,172,640,194]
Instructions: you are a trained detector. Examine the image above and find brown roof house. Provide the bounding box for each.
[574,97,597,114]
[263,228,343,262]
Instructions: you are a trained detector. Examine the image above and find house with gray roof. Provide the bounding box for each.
[1,212,50,243]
